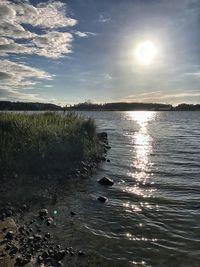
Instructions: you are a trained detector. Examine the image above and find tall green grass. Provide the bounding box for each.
[0,112,103,177]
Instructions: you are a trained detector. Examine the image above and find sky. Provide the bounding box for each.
[0,0,200,106]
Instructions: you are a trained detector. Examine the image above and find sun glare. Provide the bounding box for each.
[134,40,157,65]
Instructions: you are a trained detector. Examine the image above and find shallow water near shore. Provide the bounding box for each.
[46,111,199,267]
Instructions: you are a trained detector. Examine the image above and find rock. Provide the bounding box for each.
[54,250,66,261]
[38,208,48,218]
[22,204,27,210]
[97,196,108,203]
[42,251,49,259]
[78,250,85,256]
[70,211,76,216]
[5,209,13,217]
[37,255,43,263]
[34,234,42,241]
[98,132,108,140]
[105,145,111,149]
[5,230,14,240]
[18,226,25,233]
[45,232,51,239]
[46,217,53,226]
[15,256,29,266]
[98,177,114,186]
[107,159,110,162]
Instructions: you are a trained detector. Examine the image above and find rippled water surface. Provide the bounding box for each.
[53,111,200,267]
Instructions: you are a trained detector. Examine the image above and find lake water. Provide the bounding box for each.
[50,111,199,267]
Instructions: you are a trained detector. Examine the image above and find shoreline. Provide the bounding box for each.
[0,113,111,266]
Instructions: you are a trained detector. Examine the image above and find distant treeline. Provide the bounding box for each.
[67,102,200,111]
[0,101,62,111]
[0,101,200,111]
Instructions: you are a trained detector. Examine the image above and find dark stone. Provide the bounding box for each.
[97,196,108,203]
[78,250,85,256]
[15,256,29,266]
[5,231,14,240]
[22,204,27,210]
[18,226,25,233]
[34,234,42,241]
[42,251,49,258]
[45,232,51,239]
[46,217,53,226]
[70,211,76,216]
[98,177,114,186]
[38,208,48,218]
[98,132,108,140]
[107,159,110,162]
[37,255,43,263]
[54,250,66,261]
[5,209,13,217]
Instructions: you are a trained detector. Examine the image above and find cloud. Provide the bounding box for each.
[98,14,110,23]
[32,31,73,58]
[0,0,80,101]
[0,60,51,89]
[74,31,96,38]
[124,90,200,104]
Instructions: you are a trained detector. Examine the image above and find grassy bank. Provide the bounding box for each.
[0,112,104,178]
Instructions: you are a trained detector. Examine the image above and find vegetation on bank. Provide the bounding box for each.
[0,112,104,178]
[1,100,200,111]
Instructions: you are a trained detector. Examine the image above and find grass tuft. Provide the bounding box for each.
[0,112,103,177]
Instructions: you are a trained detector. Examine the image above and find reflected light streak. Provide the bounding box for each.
[124,112,156,199]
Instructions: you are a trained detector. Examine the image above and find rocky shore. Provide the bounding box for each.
[0,132,111,267]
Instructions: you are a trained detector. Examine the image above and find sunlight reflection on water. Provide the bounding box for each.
[128,111,156,182]
[123,111,156,203]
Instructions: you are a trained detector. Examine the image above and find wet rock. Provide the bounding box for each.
[98,132,108,140]
[70,211,76,216]
[54,250,66,261]
[45,232,51,239]
[42,251,49,259]
[98,177,114,186]
[97,196,108,203]
[15,256,29,266]
[2,227,7,232]
[18,226,25,233]
[34,234,42,241]
[5,230,14,240]
[5,209,13,217]
[22,204,27,210]
[28,236,34,242]
[107,159,110,162]
[37,255,43,263]
[78,250,85,256]
[38,208,48,218]
[46,217,53,226]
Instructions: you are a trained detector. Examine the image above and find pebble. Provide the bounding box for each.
[97,196,108,203]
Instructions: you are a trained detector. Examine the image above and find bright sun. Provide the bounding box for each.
[134,40,157,65]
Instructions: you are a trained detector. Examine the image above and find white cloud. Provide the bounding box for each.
[74,31,96,38]
[0,60,51,89]
[98,14,111,23]
[32,31,73,58]
[0,0,81,101]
